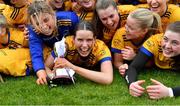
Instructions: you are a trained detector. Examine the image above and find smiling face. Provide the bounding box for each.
[77,0,95,10]
[49,0,64,10]
[31,12,56,36]
[161,30,180,58]
[74,30,95,57]
[97,5,119,31]
[147,0,167,16]
[125,16,148,40]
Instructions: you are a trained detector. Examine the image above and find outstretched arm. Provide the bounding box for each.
[147,79,180,99]
[125,51,150,86]
[54,58,113,85]
[125,51,150,97]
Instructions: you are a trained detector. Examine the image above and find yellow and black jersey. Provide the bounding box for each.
[111,27,141,54]
[161,4,180,31]
[136,4,180,32]
[76,10,93,21]
[102,27,117,45]
[64,0,72,11]
[0,3,29,26]
[8,28,27,48]
[72,2,81,13]
[53,36,112,69]
[140,33,173,69]
[72,2,93,21]
[0,3,7,13]
[0,28,27,49]
[118,5,138,27]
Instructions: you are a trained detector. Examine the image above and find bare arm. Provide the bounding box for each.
[45,54,56,76]
[54,58,113,85]
[113,53,124,69]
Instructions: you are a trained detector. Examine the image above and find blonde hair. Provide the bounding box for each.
[28,0,56,34]
[28,0,55,17]
[129,8,162,35]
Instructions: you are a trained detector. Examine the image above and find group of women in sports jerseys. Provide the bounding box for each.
[0,0,180,100]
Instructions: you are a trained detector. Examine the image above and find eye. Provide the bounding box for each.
[163,36,168,42]
[101,18,107,21]
[87,39,93,42]
[43,17,49,23]
[109,14,114,18]
[77,39,83,42]
[172,40,179,46]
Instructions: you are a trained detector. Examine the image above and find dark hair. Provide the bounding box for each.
[168,21,180,71]
[2,0,13,6]
[166,21,180,34]
[75,21,96,38]
[91,0,118,39]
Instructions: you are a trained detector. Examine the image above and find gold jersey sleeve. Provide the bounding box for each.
[102,27,117,45]
[111,27,126,53]
[117,5,138,27]
[142,33,173,69]
[0,3,7,13]
[161,4,180,31]
[64,0,72,11]
[8,28,28,48]
[1,4,29,25]
[63,36,111,68]
[168,4,180,23]
[136,4,149,8]
[76,11,93,21]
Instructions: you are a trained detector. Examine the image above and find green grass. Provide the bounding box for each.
[1,68,180,105]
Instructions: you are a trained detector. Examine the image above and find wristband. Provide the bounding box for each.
[168,88,174,97]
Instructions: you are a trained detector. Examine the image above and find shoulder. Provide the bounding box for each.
[94,39,110,54]
[168,4,180,11]
[117,5,137,14]
[113,27,126,43]
[56,11,78,19]
[143,33,163,49]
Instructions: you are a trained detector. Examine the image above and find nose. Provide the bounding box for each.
[82,40,88,47]
[151,0,157,4]
[107,18,113,26]
[41,22,49,30]
[165,42,171,49]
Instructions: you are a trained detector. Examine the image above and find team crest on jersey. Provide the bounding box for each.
[146,40,154,47]
[98,50,106,57]
[113,39,121,47]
